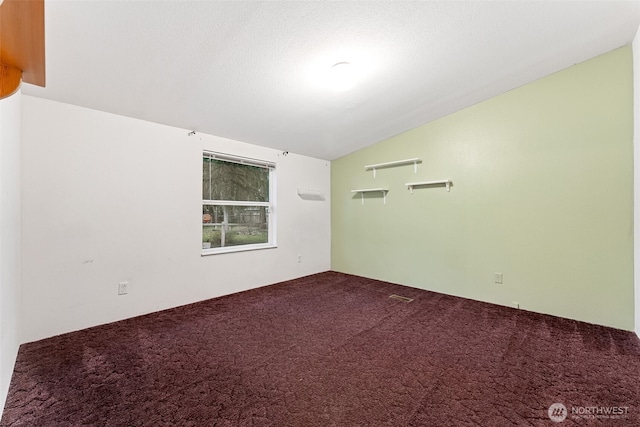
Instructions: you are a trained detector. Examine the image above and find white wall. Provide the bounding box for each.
[635,28,640,337]
[21,96,331,343]
[0,90,22,410]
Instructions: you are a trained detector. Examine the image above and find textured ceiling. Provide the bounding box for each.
[23,1,640,160]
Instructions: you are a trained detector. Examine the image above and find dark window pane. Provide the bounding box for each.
[202,158,269,202]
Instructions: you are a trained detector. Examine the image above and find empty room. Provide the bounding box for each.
[1,0,640,425]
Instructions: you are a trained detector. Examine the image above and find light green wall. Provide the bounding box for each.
[331,46,633,330]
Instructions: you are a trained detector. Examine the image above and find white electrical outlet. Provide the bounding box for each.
[512,301,520,309]
[297,254,302,263]
[494,272,503,284]
[118,281,128,295]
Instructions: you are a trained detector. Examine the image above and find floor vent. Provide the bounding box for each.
[389,294,413,303]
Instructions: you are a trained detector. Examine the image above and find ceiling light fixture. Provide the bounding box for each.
[329,62,356,92]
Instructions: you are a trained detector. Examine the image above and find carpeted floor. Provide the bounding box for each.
[2,271,639,426]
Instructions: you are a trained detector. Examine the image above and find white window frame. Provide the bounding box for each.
[202,151,277,255]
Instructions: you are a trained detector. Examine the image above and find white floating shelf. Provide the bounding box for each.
[364,158,421,177]
[405,180,452,193]
[351,188,389,205]
[297,187,326,201]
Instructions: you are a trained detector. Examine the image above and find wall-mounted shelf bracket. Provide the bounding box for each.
[405,180,452,194]
[351,188,389,205]
[365,158,421,178]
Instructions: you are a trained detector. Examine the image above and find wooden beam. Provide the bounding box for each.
[0,63,21,99]
[0,0,45,95]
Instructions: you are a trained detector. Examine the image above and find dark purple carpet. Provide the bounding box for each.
[2,271,639,426]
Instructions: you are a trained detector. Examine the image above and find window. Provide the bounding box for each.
[202,152,276,254]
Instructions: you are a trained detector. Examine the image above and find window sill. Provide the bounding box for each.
[201,243,277,256]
